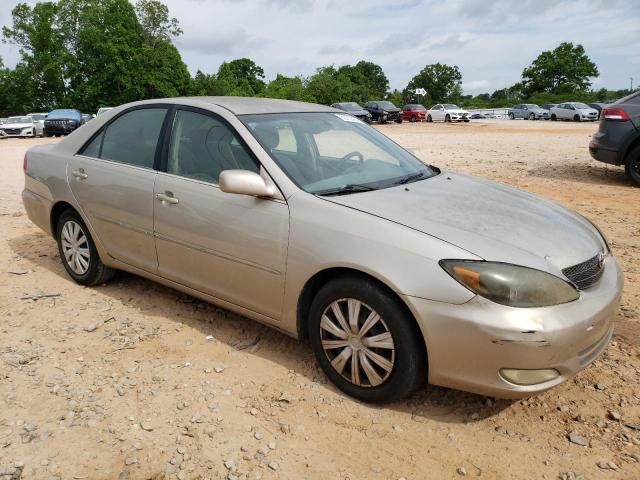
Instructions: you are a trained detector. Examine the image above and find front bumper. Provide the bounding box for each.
[0,128,34,138]
[404,255,623,398]
[44,124,79,135]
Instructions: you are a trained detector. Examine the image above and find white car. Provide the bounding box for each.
[427,104,470,122]
[0,115,39,139]
[550,103,599,122]
[96,107,113,117]
[27,112,48,136]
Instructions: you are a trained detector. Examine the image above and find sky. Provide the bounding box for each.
[0,0,639,95]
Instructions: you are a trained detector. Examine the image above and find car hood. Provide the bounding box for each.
[345,109,370,116]
[446,109,469,114]
[323,172,602,273]
[1,122,33,128]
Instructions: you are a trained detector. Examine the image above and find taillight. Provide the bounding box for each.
[601,107,630,121]
[23,153,28,172]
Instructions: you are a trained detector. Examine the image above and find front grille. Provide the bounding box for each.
[562,253,605,290]
[4,129,20,135]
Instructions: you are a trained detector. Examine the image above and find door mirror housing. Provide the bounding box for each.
[219,170,275,198]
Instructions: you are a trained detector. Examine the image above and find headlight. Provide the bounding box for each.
[440,260,579,307]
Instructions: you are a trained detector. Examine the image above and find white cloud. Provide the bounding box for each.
[0,0,638,94]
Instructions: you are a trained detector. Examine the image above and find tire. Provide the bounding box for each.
[308,275,426,403]
[56,209,115,286]
[426,115,432,123]
[395,118,403,124]
[409,115,416,123]
[44,131,52,138]
[529,113,535,120]
[551,114,557,121]
[445,114,451,123]
[508,113,515,120]
[573,114,580,122]
[625,145,640,185]
[379,114,387,124]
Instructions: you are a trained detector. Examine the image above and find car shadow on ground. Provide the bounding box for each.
[8,231,514,424]
[527,162,632,187]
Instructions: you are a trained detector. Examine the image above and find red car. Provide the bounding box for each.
[402,104,428,122]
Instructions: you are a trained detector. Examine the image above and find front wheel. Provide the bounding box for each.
[409,115,416,123]
[57,209,115,286]
[445,114,451,123]
[551,114,557,121]
[308,276,426,403]
[395,118,403,124]
[625,145,640,185]
[529,113,535,120]
[508,113,515,120]
[573,114,580,122]
[426,115,433,123]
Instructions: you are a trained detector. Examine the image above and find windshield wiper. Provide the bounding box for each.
[396,171,425,184]
[314,184,378,196]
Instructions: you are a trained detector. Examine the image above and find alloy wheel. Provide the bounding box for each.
[61,220,90,275]
[319,298,395,387]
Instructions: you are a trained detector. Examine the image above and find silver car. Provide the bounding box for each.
[508,104,549,120]
[550,102,599,121]
[22,97,623,403]
[27,112,48,136]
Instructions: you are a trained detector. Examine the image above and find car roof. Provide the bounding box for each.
[121,96,339,115]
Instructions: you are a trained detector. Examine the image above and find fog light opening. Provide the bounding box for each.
[500,368,560,386]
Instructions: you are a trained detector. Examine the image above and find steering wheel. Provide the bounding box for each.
[341,151,364,163]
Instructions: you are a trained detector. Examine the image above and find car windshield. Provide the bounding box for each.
[337,103,361,111]
[7,116,32,123]
[242,112,437,194]
[408,105,426,110]
[525,104,541,109]
[443,104,460,110]
[378,101,397,110]
[573,103,591,109]
[48,109,80,119]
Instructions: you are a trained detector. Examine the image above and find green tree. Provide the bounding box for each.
[135,0,182,44]
[305,66,355,104]
[337,60,389,103]
[522,42,598,95]
[216,58,266,96]
[405,63,463,103]
[262,74,309,101]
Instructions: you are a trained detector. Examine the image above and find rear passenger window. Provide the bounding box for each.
[82,108,167,168]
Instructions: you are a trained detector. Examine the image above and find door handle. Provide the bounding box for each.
[156,191,179,205]
[72,169,88,180]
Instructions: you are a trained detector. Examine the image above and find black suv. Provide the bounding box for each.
[44,109,84,137]
[589,91,640,184]
[363,101,402,124]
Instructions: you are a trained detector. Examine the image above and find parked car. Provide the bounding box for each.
[589,91,640,184]
[330,102,372,123]
[22,97,622,403]
[27,112,48,136]
[96,107,113,117]
[363,101,402,124]
[508,104,549,120]
[427,104,470,122]
[588,103,607,120]
[0,115,39,138]
[542,104,558,112]
[81,114,94,123]
[44,109,84,137]
[0,118,6,125]
[550,103,598,122]
[402,104,428,122]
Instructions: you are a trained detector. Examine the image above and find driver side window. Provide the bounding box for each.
[167,110,259,184]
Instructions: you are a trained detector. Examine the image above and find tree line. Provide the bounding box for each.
[0,0,634,117]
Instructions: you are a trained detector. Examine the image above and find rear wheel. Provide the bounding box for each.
[56,209,115,286]
[308,276,426,403]
[445,114,451,123]
[573,114,580,122]
[508,113,515,120]
[625,145,640,185]
[551,114,557,121]
[426,115,432,123]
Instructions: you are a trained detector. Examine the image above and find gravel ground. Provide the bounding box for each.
[0,120,639,480]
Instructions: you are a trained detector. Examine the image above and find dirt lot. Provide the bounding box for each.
[0,120,639,480]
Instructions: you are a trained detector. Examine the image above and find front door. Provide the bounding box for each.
[67,107,169,272]
[153,108,290,320]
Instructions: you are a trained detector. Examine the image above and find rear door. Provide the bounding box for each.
[68,106,170,273]
[153,107,290,320]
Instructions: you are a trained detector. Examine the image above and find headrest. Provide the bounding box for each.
[253,124,280,150]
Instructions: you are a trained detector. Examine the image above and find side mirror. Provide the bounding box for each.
[219,170,275,198]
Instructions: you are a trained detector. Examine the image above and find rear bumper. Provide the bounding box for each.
[22,188,53,236]
[589,134,621,165]
[404,255,623,398]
